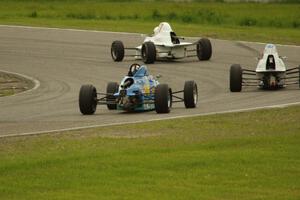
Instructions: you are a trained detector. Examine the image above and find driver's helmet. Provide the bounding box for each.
[269,56,274,63]
[128,63,141,76]
[153,26,159,35]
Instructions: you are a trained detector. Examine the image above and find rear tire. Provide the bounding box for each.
[142,42,156,64]
[184,80,198,108]
[155,84,172,113]
[298,65,300,89]
[79,84,97,115]
[111,40,124,62]
[106,82,119,110]
[197,38,212,61]
[230,64,243,92]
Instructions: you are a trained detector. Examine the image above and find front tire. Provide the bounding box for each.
[142,42,156,64]
[79,84,97,115]
[106,82,119,110]
[111,40,125,62]
[155,84,172,113]
[230,64,243,92]
[184,80,198,108]
[197,38,212,61]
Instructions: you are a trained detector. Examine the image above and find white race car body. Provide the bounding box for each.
[135,22,194,59]
[111,22,212,64]
[255,44,286,88]
[229,44,299,92]
[256,44,286,72]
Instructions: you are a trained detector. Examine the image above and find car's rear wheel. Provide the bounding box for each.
[197,38,212,61]
[298,66,300,89]
[79,84,97,115]
[230,64,243,92]
[142,42,156,64]
[184,80,198,108]
[106,82,119,110]
[155,84,172,113]
[111,40,124,62]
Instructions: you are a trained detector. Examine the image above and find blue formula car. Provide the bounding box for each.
[79,63,198,114]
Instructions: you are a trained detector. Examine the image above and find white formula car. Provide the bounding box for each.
[230,44,300,92]
[111,22,212,64]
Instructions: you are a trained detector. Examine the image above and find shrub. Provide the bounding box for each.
[292,20,300,28]
[29,11,37,18]
[66,12,96,20]
[167,12,177,20]
[269,19,283,28]
[239,17,257,26]
[181,14,194,23]
[152,9,161,20]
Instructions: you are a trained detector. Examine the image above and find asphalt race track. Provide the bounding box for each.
[0,26,299,136]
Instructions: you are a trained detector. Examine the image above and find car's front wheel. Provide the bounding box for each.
[230,64,243,92]
[111,40,125,62]
[106,82,119,110]
[79,84,97,115]
[155,84,172,113]
[184,80,198,108]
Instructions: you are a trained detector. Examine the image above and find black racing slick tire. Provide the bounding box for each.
[111,40,125,62]
[230,64,243,92]
[197,38,212,61]
[79,84,97,115]
[106,82,119,110]
[298,65,300,89]
[142,41,156,64]
[155,84,172,113]
[184,80,198,108]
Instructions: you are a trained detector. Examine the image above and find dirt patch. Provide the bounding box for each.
[0,72,35,97]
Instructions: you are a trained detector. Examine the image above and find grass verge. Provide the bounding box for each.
[0,72,33,97]
[1,105,300,199]
[0,1,299,44]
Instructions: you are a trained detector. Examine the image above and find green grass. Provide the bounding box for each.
[0,72,33,97]
[0,1,300,44]
[1,106,300,199]
[1,1,300,198]
[0,89,15,97]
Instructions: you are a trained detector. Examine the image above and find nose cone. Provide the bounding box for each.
[264,44,278,55]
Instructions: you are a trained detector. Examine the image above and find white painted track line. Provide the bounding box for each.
[1,101,300,138]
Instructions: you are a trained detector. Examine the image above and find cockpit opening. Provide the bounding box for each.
[266,55,276,70]
[170,32,180,44]
[122,78,134,89]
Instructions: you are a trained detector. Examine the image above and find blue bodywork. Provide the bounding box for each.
[114,65,159,111]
